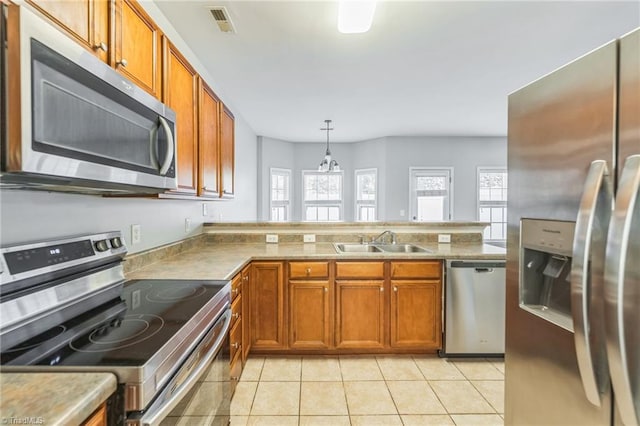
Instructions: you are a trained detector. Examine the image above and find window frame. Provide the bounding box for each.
[301,170,345,222]
[354,168,378,222]
[409,167,454,222]
[269,167,292,222]
[476,167,507,241]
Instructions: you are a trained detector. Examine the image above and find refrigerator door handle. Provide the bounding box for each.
[605,154,640,426]
[571,159,612,407]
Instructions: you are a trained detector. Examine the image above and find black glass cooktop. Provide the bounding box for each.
[1,279,229,366]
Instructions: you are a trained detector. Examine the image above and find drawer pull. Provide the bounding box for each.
[380,287,384,292]
[324,287,328,293]
[306,267,311,275]
[393,286,398,292]
[232,313,240,320]
[232,342,240,349]
[117,58,128,67]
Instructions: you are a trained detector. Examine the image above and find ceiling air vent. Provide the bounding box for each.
[210,7,236,34]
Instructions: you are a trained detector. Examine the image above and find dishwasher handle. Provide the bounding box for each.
[448,261,505,269]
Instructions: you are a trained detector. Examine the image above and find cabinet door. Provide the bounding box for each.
[250,262,286,350]
[289,280,331,349]
[390,280,442,350]
[114,0,161,98]
[241,266,251,362]
[335,280,385,349]
[82,403,106,426]
[163,38,198,195]
[27,0,110,63]
[220,106,235,198]
[198,80,221,198]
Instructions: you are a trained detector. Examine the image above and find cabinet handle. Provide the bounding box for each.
[393,286,398,292]
[243,276,249,282]
[380,287,384,292]
[232,342,240,349]
[232,313,240,320]
[324,287,328,293]
[117,58,128,67]
[232,288,239,295]
[305,267,311,275]
[93,42,108,52]
[231,376,240,382]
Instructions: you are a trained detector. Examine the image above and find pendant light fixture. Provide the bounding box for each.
[318,119,340,172]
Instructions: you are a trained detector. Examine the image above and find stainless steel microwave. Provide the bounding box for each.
[0,4,177,194]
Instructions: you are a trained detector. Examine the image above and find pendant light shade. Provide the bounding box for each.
[318,120,340,172]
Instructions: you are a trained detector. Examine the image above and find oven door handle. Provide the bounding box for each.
[132,306,231,426]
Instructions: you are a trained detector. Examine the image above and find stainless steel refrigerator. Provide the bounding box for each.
[505,28,639,425]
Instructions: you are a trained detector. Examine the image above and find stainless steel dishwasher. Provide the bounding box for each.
[442,260,506,356]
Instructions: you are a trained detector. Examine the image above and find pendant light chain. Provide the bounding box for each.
[318,119,339,172]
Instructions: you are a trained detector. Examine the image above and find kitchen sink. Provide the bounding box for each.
[376,244,431,253]
[333,243,431,254]
[334,243,383,253]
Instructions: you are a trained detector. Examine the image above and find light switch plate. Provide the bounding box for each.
[438,234,451,243]
[266,234,278,243]
[303,234,316,243]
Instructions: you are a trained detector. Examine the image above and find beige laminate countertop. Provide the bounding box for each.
[0,372,116,425]
[126,242,505,280]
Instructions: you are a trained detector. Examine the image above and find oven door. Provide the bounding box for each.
[127,309,231,426]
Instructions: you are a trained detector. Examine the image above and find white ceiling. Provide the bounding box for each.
[153,1,639,142]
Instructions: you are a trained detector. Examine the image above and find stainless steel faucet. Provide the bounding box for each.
[371,230,397,245]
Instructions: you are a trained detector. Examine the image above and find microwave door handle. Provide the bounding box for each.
[571,159,612,407]
[149,122,159,170]
[157,116,175,176]
[605,154,640,426]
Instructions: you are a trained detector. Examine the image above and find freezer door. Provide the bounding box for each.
[506,39,617,424]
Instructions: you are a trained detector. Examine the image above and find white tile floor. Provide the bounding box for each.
[231,355,504,426]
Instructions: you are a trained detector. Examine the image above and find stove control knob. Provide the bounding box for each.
[95,240,110,252]
[110,237,123,249]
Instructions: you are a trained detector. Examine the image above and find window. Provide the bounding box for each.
[478,168,507,241]
[302,171,343,222]
[355,168,377,221]
[409,168,452,221]
[270,168,291,222]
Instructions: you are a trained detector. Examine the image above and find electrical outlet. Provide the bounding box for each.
[131,224,141,245]
[202,203,208,217]
[303,234,316,243]
[265,234,278,243]
[399,209,406,217]
[185,218,191,233]
[438,234,451,243]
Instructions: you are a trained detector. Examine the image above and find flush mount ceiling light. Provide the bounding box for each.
[318,119,340,172]
[338,0,377,34]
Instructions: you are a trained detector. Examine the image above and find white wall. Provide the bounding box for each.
[0,1,258,252]
[258,136,507,222]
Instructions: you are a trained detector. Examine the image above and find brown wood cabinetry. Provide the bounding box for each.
[220,106,235,198]
[26,0,110,63]
[82,402,106,426]
[113,0,161,98]
[335,280,386,349]
[288,261,332,350]
[390,261,442,350]
[198,80,221,198]
[241,265,251,362]
[163,38,198,195]
[250,262,286,350]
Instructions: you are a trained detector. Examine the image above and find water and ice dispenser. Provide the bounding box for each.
[519,219,575,331]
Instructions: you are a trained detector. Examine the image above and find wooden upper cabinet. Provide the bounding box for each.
[198,80,221,198]
[26,0,109,63]
[220,106,235,198]
[163,38,198,195]
[113,0,161,98]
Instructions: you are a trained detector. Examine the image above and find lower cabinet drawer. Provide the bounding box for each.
[230,319,242,361]
[231,295,242,329]
[230,350,242,397]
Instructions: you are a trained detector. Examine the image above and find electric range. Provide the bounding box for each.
[0,232,231,425]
